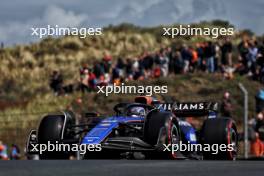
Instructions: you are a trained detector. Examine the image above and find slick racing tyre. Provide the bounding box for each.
[201,117,238,160]
[38,111,75,159]
[144,110,180,159]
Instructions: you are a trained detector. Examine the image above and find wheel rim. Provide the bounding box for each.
[171,125,179,145]
[170,124,179,158]
[229,128,237,159]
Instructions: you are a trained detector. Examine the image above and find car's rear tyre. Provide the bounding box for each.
[201,118,238,160]
[144,110,180,159]
[38,112,75,159]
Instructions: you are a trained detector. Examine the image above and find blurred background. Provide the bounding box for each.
[0,0,264,159]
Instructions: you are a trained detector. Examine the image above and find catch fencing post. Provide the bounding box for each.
[238,83,248,159]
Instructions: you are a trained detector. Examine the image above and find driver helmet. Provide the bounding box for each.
[128,107,146,117]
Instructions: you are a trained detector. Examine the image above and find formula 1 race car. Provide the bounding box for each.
[26,96,238,160]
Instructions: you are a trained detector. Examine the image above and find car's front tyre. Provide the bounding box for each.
[144,110,180,159]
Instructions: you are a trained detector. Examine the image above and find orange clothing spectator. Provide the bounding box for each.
[251,133,264,157]
[191,50,198,63]
[153,67,161,78]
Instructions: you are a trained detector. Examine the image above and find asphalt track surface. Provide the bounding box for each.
[0,160,263,176]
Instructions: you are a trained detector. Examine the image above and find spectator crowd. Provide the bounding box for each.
[48,36,264,157]
[49,37,264,95]
[0,141,21,160]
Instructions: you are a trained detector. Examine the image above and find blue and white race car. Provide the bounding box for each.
[27,96,238,160]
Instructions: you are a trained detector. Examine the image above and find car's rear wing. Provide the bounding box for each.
[154,102,218,118]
